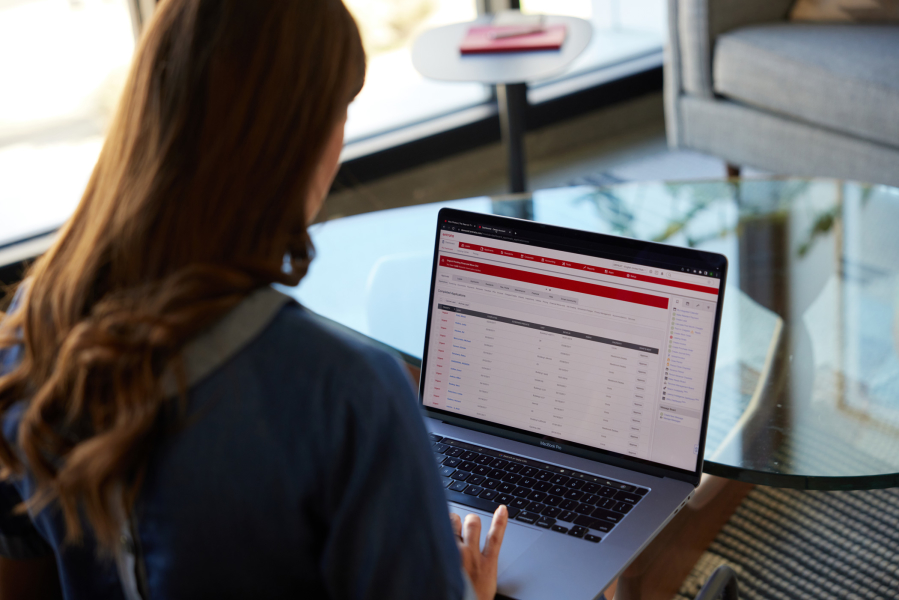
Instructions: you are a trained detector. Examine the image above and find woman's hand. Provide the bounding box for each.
[450,505,508,600]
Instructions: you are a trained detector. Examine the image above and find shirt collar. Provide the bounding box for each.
[161,286,294,397]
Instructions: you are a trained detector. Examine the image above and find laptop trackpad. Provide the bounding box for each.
[449,506,542,576]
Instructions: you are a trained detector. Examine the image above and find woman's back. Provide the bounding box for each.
[2,289,464,598]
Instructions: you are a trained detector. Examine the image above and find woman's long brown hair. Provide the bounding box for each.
[0,0,364,552]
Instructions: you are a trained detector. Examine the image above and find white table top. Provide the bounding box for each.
[411,16,593,85]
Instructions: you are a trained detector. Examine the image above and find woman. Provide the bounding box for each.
[0,1,506,598]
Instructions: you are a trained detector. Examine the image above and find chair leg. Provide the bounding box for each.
[726,163,741,179]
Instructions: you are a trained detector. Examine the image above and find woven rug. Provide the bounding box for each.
[673,486,899,599]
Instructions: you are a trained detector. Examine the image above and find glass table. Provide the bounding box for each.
[284,179,899,490]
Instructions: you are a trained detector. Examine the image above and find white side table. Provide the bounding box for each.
[412,16,592,193]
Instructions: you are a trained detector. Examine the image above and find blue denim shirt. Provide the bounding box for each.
[0,287,471,599]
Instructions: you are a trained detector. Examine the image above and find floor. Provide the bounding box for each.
[318,92,745,224]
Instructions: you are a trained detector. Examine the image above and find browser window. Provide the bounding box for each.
[422,220,721,471]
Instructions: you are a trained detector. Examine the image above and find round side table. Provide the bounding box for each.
[412,16,592,193]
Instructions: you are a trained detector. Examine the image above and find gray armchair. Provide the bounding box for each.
[665,0,899,187]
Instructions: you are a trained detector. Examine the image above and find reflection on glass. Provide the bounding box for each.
[0,0,134,246]
[797,184,899,473]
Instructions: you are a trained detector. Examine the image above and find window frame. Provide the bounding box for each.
[0,0,663,278]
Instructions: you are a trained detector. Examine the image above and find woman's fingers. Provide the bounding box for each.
[452,507,506,558]
[462,513,482,552]
[450,512,462,539]
[483,505,508,560]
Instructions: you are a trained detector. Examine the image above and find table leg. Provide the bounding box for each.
[496,82,528,193]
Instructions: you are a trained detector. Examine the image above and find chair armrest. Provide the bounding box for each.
[671,0,795,98]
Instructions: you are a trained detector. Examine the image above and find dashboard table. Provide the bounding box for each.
[432,301,665,460]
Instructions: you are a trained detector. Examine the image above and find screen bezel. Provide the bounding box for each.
[418,207,729,486]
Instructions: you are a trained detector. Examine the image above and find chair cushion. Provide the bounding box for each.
[713,23,899,148]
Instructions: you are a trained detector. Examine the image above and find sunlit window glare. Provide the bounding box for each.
[0,0,666,247]
[0,0,133,246]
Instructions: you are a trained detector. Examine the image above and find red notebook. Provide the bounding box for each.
[460,24,567,54]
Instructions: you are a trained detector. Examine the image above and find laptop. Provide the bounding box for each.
[419,208,728,599]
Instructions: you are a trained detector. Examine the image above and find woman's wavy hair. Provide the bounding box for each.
[0,0,364,552]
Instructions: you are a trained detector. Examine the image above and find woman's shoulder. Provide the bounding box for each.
[174,289,424,484]
[262,297,414,393]
[187,286,414,405]
[271,299,382,359]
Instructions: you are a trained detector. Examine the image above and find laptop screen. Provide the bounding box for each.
[420,210,725,474]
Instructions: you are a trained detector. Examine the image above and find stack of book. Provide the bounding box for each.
[460,11,567,54]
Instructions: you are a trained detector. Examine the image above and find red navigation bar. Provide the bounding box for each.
[457,242,718,295]
[440,256,669,310]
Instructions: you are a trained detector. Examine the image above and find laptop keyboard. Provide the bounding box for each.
[432,435,648,543]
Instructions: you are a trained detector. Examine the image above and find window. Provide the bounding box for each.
[0,0,135,248]
[344,0,490,144]
[0,0,666,260]
[342,0,667,154]
[520,0,665,101]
